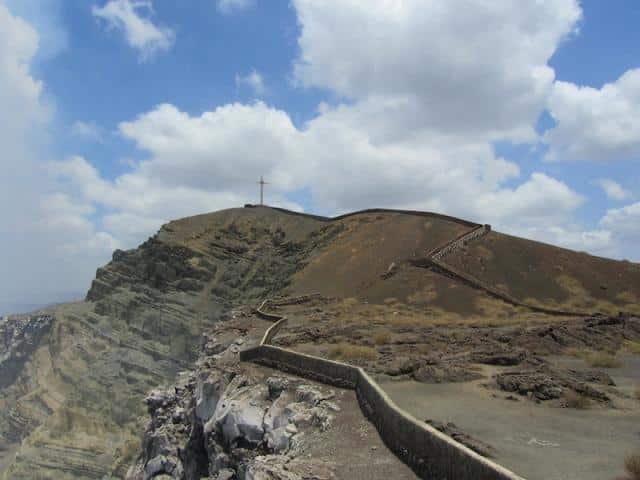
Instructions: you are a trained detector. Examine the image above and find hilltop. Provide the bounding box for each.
[0,205,639,479]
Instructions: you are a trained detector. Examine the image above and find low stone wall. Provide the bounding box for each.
[260,318,288,346]
[355,369,522,480]
[240,345,360,389]
[422,258,590,317]
[241,300,527,480]
[429,224,491,260]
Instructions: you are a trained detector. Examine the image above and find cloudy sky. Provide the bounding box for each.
[1,0,639,315]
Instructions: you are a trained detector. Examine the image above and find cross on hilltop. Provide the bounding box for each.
[257,176,269,205]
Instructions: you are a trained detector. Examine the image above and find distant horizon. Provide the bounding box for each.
[0,293,84,318]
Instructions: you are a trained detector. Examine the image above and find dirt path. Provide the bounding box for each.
[381,356,640,480]
[249,364,419,480]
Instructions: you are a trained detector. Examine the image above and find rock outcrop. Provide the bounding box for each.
[127,333,337,480]
[0,315,53,389]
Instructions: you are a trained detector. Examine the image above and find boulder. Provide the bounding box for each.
[208,376,269,447]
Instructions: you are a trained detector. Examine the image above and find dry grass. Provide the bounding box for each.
[373,330,391,345]
[625,452,640,480]
[407,285,438,304]
[617,291,639,304]
[585,351,622,368]
[625,341,640,355]
[563,391,592,409]
[566,348,623,368]
[634,385,640,401]
[327,343,377,361]
[565,347,587,358]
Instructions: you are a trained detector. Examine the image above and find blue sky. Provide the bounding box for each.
[0,0,639,314]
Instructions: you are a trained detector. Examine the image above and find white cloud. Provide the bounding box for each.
[545,69,640,162]
[235,70,265,96]
[217,0,254,15]
[5,0,68,60]
[472,173,584,225]
[71,121,104,142]
[92,0,174,61]
[52,100,585,257]
[0,3,116,314]
[51,1,597,261]
[600,201,640,242]
[595,179,632,201]
[293,0,581,143]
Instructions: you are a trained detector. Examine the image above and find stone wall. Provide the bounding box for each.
[429,224,491,261]
[240,301,527,480]
[355,369,522,480]
[422,258,590,317]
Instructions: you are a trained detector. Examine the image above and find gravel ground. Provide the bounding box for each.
[382,355,640,480]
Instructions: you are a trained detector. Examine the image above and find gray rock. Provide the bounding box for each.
[208,376,269,447]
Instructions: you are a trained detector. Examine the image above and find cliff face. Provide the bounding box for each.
[0,315,53,391]
[0,207,335,479]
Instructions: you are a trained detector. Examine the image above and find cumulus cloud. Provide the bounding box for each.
[595,179,632,201]
[545,69,640,162]
[235,70,265,96]
[5,0,68,60]
[52,100,585,257]
[53,0,597,257]
[0,3,116,314]
[92,0,174,61]
[217,0,254,15]
[293,0,581,143]
[600,202,640,242]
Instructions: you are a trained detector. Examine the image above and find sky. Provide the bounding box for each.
[0,0,639,315]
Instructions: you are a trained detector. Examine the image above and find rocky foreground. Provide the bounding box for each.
[127,332,338,479]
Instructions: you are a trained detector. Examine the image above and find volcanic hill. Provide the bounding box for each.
[1,205,639,479]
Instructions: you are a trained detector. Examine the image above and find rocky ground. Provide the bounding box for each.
[126,314,417,480]
[271,297,640,407]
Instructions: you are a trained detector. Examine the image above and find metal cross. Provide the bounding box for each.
[257,176,269,205]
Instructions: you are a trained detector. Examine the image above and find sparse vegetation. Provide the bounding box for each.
[585,351,622,368]
[625,452,640,480]
[373,330,391,345]
[565,347,586,358]
[565,348,623,368]
[625,341,640,355]
[563,391,592,409]
[327,343,377,361]
[617,291,639,305]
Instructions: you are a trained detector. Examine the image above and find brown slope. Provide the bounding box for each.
[288,211,470,303]
[444,231,640,315]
